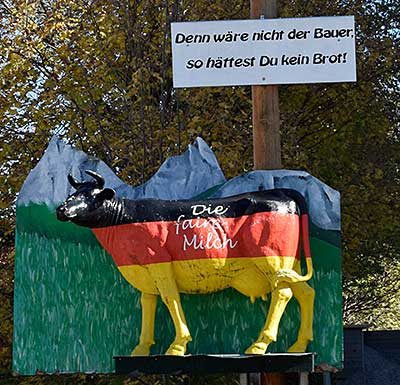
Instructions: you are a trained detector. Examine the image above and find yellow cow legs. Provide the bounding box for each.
[146,263,191,356]
[288,282,315,352]
[131,292,157,356]
[127,259,313,356]
[245,283,293,354]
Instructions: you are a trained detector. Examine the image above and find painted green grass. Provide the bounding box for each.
[14,204,342,374]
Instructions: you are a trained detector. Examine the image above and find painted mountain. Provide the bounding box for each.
[14,137,342,374]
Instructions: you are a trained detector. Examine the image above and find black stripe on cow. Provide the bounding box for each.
[119,189,307,224]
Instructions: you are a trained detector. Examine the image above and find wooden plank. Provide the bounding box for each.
[365,330,400,343]
[299,372,309,385]
[364,330,400,361]
[322,372,332,385]
[344,326,365,370]
[113,353,315,375]
[240,373,249,385]
[260,373,287,385]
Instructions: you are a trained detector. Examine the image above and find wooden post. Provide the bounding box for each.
[250,4,286,385]
[260,373,288,385]
[251,0,282,170]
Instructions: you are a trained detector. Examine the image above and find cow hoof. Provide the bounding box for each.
[287,339,309,353]
[165,344,186,356]
[245,342,269,355]
[131,344,152,356]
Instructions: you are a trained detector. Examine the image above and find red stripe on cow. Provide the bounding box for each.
[92,211,301,266]
[301,214,311,257]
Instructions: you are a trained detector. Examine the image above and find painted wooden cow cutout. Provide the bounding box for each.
[56,170,315,356]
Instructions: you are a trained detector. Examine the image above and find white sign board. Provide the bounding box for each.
[171,16,356,88]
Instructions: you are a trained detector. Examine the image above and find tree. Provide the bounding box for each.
[278,0,400,324]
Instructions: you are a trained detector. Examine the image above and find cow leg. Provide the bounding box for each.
[288,282,315,352]
[131,292,157,356]
[146,263,191,356]
[245,283,293,354]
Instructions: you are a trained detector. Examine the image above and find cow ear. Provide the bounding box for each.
[97,188,115,202]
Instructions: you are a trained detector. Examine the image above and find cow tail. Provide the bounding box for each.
[299,213,313,281]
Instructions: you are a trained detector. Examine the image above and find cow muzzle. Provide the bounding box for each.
[56,205,69,221]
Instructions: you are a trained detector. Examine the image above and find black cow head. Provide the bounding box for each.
[56,170,115,227]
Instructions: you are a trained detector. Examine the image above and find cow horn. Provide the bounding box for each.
[85,170,105,188]
[68,173,81,189]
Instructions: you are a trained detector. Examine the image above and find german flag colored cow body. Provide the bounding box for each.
[56,170,315,356]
